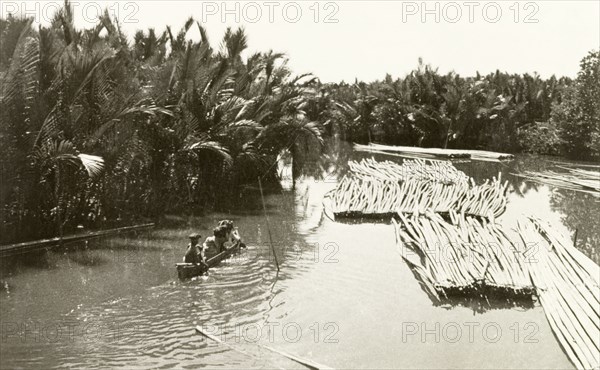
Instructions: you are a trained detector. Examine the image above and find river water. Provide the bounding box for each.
[1,147,598,369]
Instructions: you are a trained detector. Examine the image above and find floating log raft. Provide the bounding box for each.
[517,218,600,370]
[356,143,469,158]
[348,158,470,185]
[394,213,600,370]
[513,167,600,196]
[355,144,460,160]
[459,149,515,161]
[330,158,507,219]
[340,153,597,369]
[353,146,454,161]
[354,143,514,161]
[330,173,507,219]
[551,161,600,169]
[392,212,533,300]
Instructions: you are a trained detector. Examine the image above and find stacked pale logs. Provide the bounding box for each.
[517,218,599,370]
[354,143,514,160]
[392,211,533,300]
[391,211,599,370]
[339,158,599,370]
[331,159,507,219]
[514,167,600,196]
[348,158,470,185]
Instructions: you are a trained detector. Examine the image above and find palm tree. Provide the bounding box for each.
[0,3,166,241]
[1,4,327,241]
[33,140,104,236]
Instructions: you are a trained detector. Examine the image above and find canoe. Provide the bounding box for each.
[176,241,242,280]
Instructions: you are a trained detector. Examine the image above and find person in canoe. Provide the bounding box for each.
[183,233,208,267]
[218,220,246,249]
[203,225,229,254]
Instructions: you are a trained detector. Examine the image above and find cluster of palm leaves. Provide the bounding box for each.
[0,2,324,244]
[329,58,575,153]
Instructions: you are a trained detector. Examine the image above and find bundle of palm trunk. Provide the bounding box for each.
[348,158,470,185]
[355,143,469,159]
[355,143,514,161]
[513,167,600,196]
[330,174,507,219]
[392,211,533,300]
[394,212,599,369]
[517,218,599,370]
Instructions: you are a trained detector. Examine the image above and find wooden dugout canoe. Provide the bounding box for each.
[176,241,242,280]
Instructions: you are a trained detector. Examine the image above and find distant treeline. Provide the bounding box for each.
[324,54,599,158]
[0,2,598,244]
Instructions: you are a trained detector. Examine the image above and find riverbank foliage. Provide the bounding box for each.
[1,3,598,244]
[0,6,324,243]
[326,53,598,158]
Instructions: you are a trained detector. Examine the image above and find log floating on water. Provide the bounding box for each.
[0,223,155,258]
[513,167,600,196]
[355,143,515,161]
[517,218,600,370]
[551,161,600,169]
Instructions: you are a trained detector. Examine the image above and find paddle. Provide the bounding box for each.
[195,325,333,370]
[194,325,271,366]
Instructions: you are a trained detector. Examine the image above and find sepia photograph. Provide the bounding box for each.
[0,1,599,369]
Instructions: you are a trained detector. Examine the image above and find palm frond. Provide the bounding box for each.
[187,139,233,166]
[234,142,269,170]
[228,119,263,130]
[0,18,36,105]
[221,27,248,60]
[33,139,103,178]
[197,21,210,47]
[291,73,314,85]
[93,98,172,138]
[34,106,62,147]
[298,121,324,146]
[68,46,116,102]
[77,153,104,177]
[215,119,263,137]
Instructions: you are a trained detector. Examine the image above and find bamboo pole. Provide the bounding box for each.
[258,177,280,272]
[195,325,332,370]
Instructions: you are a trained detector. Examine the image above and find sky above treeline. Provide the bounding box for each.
[5,0,599,82]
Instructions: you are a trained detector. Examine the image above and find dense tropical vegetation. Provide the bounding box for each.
[1,2,598,244]
[0,5,324,244]
[328,53,598,157]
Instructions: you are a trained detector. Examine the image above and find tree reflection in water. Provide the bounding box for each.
[551,188,600,264]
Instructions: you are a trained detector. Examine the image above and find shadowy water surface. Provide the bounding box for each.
[1,148,597,369]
